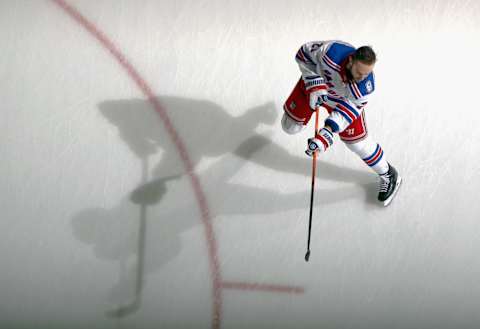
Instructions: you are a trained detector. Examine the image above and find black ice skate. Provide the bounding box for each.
[378,164,402,206]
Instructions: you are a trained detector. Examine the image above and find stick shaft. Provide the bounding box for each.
[306,107,320,256]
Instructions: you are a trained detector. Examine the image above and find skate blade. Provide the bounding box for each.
[383,176,402,207]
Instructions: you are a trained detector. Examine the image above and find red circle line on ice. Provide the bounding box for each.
[49,1,304,328]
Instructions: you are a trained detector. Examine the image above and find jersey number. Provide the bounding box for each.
[310,43,322,52]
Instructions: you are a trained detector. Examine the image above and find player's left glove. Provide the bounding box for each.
[304,76,328,110]
[305,127,334,156]
[308,88,328,110]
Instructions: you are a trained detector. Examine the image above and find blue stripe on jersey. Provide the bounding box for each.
[296,53,305,62]
[325,118,340,133]
[304,75,321,80]
[325,42,355,66]
[296,51,308,64]
[327,96,360,118]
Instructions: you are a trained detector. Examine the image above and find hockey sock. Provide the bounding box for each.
[344,137,389,175]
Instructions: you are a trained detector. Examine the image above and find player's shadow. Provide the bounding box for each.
[95,95,376,210]
[71,95,376,317]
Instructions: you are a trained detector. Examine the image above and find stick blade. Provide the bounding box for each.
[106,298,141,318]
[305,251,310,262]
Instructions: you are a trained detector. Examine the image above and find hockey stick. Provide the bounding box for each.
[305,106,320,262]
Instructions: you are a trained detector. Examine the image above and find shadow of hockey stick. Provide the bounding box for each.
[106,157,149,318]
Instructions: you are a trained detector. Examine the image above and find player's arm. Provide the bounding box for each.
[324,96,365,133]
[325,74,375,134]
[295,42,328,110]
[305,97,364,156]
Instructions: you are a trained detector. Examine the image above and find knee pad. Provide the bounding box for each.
[281,113,305,135]
[344,137,377,158]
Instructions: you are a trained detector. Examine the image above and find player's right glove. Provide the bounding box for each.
[305,127,334,156]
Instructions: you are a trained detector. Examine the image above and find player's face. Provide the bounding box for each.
[350,60,375,82]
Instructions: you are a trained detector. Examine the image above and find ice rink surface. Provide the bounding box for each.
[1,1,480,328]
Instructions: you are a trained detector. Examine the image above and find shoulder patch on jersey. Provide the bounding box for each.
[325,42,355,66]
[366,80,373,93]
[356,72,375,96]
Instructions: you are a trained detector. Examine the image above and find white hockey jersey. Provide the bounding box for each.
[295,40,375,133]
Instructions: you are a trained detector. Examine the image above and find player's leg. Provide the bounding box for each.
[281,78,313,135]
[340,112,402,206]
[340,112,388,174]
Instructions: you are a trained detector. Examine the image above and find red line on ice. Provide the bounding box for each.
[49,1,222,328]
[49,1,306,328]
[222,281,305,294]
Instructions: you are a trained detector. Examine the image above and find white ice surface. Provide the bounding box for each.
[1,1,480,328]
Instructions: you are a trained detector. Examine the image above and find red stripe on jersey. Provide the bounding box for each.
[297,50,306,61]
[324,55,341,71]
[351,82,363,99]
[337,104,357,121]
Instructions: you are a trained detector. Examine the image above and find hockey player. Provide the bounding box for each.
[282,40,401,206]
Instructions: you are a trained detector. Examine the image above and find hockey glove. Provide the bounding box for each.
[308,88,329,110]
[304,76,328,110]
[305,127,334,156]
